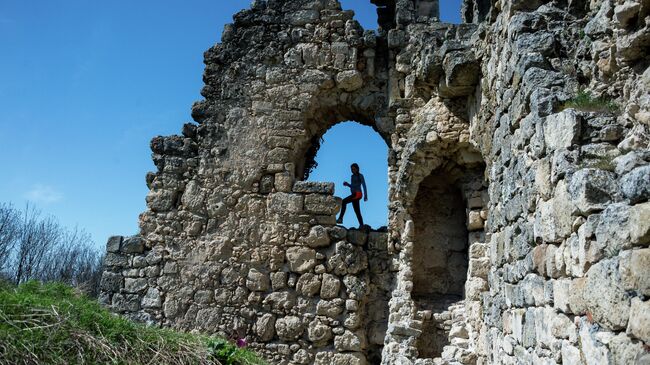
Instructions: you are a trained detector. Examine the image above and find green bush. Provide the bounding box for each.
[562,90,619,113]
[0,281,266,365]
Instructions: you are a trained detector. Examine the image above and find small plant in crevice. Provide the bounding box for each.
[561,90,620,114]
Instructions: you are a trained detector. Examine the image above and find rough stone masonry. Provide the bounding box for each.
[99,0,650,364]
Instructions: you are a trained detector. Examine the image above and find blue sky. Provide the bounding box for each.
[0,0,462,249]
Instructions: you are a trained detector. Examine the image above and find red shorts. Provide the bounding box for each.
[351,191,363,200]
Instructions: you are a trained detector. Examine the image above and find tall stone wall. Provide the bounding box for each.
[100,0,650,364]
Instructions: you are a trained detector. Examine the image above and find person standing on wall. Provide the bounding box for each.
[337,163,367,229]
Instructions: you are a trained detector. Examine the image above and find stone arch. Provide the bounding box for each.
[294,92,393,180]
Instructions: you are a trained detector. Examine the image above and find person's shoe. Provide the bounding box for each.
[336,217,343,224]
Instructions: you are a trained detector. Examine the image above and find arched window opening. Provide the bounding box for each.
[411,162,487,359]
[306,121,389,230]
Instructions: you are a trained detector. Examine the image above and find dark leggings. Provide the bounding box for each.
[340,192,363,226]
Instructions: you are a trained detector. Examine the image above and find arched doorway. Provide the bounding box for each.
[410,161,487,359]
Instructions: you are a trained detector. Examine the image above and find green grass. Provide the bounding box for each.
[0,281,266,365]
[561,90,620,113]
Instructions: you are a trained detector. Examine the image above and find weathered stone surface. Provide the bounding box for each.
[286,247,317,273]
[620,165,650,204]
[320,273,341,299]
[627,297,650,343]
[256,314,276,341]
[141,288,162,309]
[583,259,630,330]
[296,273,321,296]
[534,180,575,243]
[308,318,332,345]
[568,169,618,214]
[630,202,650,245]
[293,181,335,195]
[334,330,365,352]
[275,316,303,341]
[247,268,270,292]
[336,70,363,92]
[303,225,331,248]
[304,194,340,215]
[544,110,581,151]
[106,236,123,253]
[268,193,303,214]
[98,1,650,364]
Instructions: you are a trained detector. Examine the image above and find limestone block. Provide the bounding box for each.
[465,277,488,301]
[553,279,572,313]
[112,293,140,312]
[336,70,363,92]
[255,313,276,342]
[317,298,344,318]
[141,288,162,309]
[293,181,335,195]
[568,169,618,214]
[613,151,650,175]
[286,247,317,273]
[619,249,650,295]
[274,172,293,192]
[275,315,304,340]
[193,290,213,304]
[100,272,123,292]
[467,210,485,231]
[347,229,368,245]
[544,110,581,151]
[609,332,646,365]
[583,259,631,331]
[627,297,650,343]
[343,275,368,300]
[327,241,368,275]
[614,2,641,28]
[303,225,331,248]
[106,236,123,253]
[297,273,321,297]
[621,165,650,204]
[531,244,547,276]
[246,268,270,292]
[561,341,581,365]
[468,257,490,279]
[304,194,340,215]
[308,318,332,345]
[270,272,287,290]
[630,202,650,245]
[534,180,575,243]
[293,349,312,365]
[124,278,148,294]
[146,189,176,212]
[181,180,205,213]
[262,291,297,312]
[320,273,341,299]
[286,10,320,25]
[268,193,303,214]
[550,312,576,341]
[578,319,611,364]
[334,330,365,352]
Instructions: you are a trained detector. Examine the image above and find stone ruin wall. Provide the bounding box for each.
[99,0,650,364]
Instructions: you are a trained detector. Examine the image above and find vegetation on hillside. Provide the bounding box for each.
[0,203,103,295]
[0,281,266,365]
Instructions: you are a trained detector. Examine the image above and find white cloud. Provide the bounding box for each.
[24,184,63,204]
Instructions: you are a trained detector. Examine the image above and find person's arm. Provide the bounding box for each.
[361,174,368,201]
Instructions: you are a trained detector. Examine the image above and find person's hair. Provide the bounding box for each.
[351,163,359,172]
